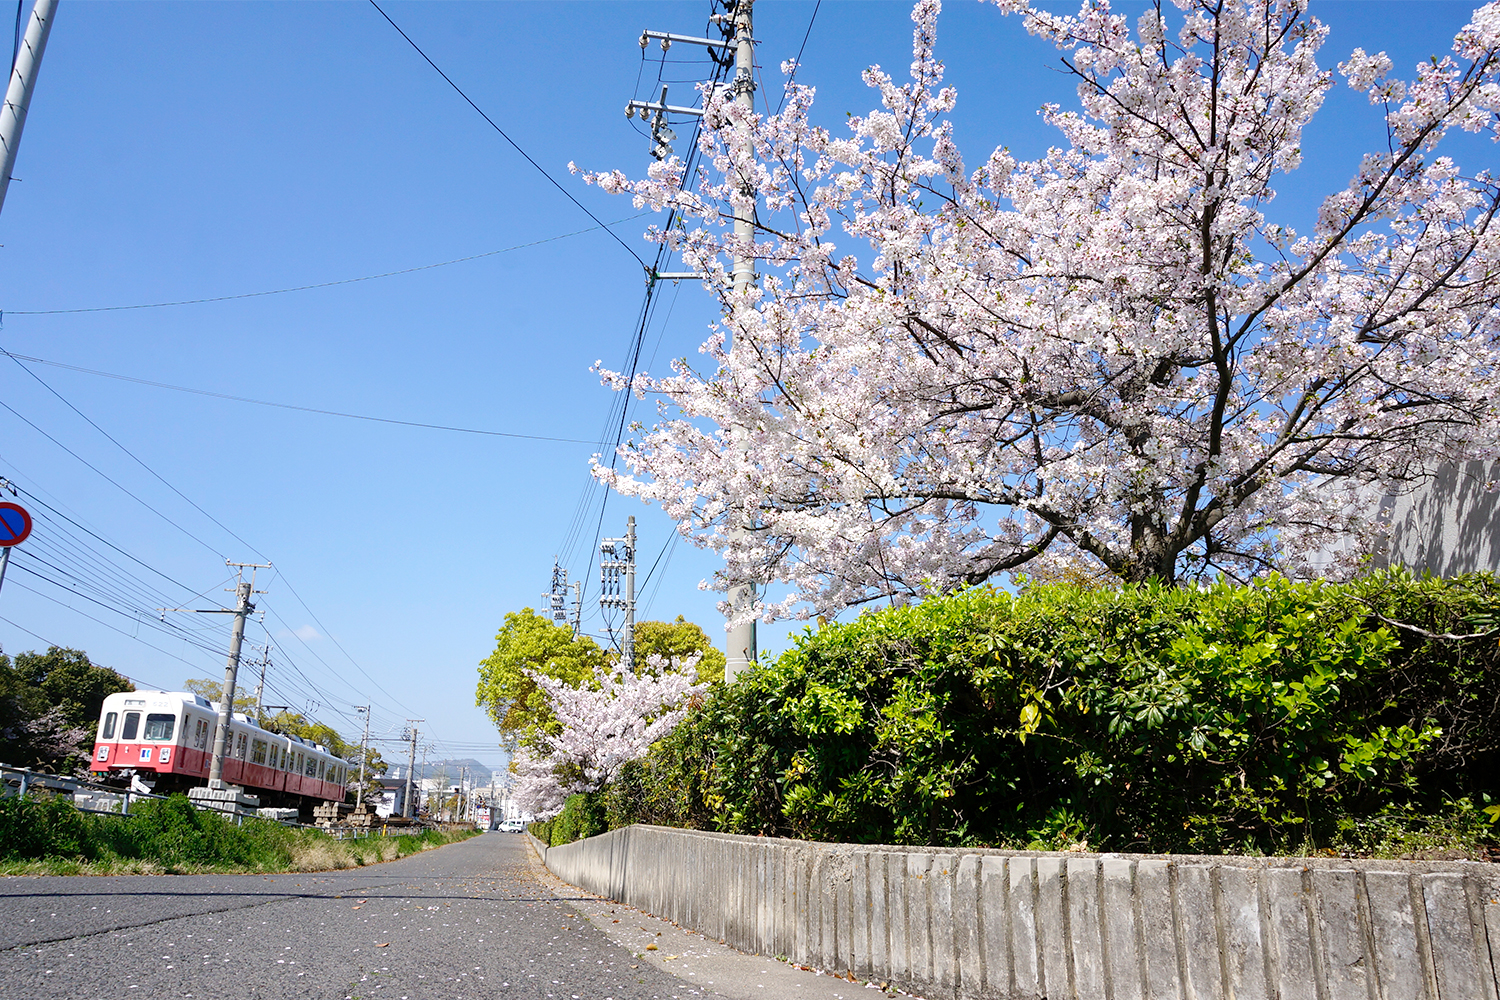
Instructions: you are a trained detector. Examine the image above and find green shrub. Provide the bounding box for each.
[609,571,1499,855]
[547,792,605,846]
[0,792,478,871]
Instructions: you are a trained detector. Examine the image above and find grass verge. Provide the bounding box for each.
[0,792,481,875]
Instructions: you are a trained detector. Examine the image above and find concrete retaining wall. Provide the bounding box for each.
[535,824,1500,1000]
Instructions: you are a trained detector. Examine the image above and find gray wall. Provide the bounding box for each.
[1378,460,1500,576]
[535,825,1500,1000]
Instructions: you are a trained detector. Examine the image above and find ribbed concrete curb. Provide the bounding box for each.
[535,824,1500,1000]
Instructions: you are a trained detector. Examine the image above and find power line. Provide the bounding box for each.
[2,215,646,316]
[368,0,648,270]
[775,1,821,116]
[1,350,596,444]
[3,365,411,729]
[0,397,227,558]
[8,482,209,599]
[0,612,172,690]
[264,572,419,720]
[4,351,267,556]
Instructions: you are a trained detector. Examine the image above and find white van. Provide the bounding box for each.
[499,818,525,833]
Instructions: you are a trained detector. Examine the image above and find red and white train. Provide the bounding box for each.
[91,690,352,809]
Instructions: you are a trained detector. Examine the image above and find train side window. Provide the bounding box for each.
[251,739,267,765]
[121,712,140,741]
[102,712,118,740]
[296,752,305,775]
[235,733,248,760]
[318,760,326,781]
[143,714,175,741]
[195,719,209,749]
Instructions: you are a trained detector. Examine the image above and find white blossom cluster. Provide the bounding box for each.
[512,654,705,819]
[580,0,1500,621]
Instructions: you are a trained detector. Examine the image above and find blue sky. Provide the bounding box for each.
[0,0,1486,768]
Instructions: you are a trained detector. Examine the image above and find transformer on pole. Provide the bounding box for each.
[599,516,636,671]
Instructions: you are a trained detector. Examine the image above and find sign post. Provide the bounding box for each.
[0,501,33,600]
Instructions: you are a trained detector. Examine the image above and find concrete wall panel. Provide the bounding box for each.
[1010,856,1042,998]
[1135,859,1179,1000]
[1264,867,1318,1000]
[1174,864,1221,1000]
[1103,857,1144,1000]
[536,827,1498,1000]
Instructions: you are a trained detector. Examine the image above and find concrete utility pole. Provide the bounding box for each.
[250,643,271,719]
[205,561,270,788]
[0,0,57,220]
[722,0,758,683]
[353,705,371,807]
[402,720,422,819]
[629,3,758,681]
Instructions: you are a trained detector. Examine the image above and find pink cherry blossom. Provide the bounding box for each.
[512,654,706,817]
[579,0,1500,624]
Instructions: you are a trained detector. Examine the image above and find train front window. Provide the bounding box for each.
[121,712,140,741]
[101,712,118,740]
[143,714,175,741]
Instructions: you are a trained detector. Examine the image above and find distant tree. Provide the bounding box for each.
[0,646,132,773]
[181,677,257,715]
[475,609,604,750]
[633,617,727,686]
[15,647,134,730]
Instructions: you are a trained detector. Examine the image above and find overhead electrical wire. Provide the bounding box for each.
[561,11,734,619]
[0,350,596,445]
[0,612,173,690]
[775,1,821,117]
[0,397,227,559]
[8,481,214,599]
[2,216,646,316]
[368,0,649,270]
[1,378,409,737]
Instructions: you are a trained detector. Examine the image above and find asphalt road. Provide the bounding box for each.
[0,832,764,1000]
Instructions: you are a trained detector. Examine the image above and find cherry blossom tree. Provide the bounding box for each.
[512,654,705,817]
[582,0,1500,620]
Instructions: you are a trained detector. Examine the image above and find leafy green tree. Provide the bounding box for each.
[0,647,133,772]
[475,609,602,750]
[14,647,134,730]
[181,677,259,715]
[633,617,727,686]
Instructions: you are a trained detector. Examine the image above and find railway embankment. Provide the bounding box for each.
[536,823,1500,1000]
[0,790,478,874]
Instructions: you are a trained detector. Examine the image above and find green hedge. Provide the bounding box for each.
[0,793,297,869]
[530,792,607,847]
[0,793,479,871]
[606,571,1500,855]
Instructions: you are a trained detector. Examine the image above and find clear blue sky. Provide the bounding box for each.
[0,0,1484,768]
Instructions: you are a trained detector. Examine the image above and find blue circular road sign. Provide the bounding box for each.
[0,502,31,546]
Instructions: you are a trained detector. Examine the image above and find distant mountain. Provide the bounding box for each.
[416,758,497,786]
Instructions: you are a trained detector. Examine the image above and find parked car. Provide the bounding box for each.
[499,818,525,833]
